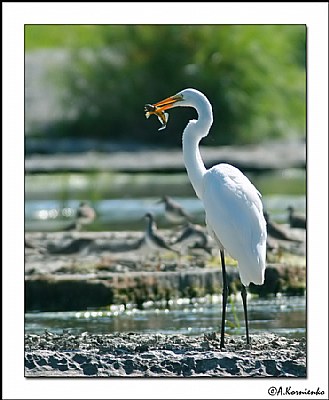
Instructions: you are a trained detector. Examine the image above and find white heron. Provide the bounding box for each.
[145,88,267,348]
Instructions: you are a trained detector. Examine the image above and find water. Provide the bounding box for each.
[25,295,306,339]
[25,194,306,232]
[25,168,306,232]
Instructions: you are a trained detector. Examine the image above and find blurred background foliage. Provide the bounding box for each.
[25,24,306,147]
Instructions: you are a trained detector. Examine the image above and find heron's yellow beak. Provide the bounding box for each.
[152,93,183,112]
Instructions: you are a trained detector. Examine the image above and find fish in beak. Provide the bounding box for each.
[144,93,183,131]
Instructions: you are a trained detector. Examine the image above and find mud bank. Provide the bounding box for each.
[25,332,306,377]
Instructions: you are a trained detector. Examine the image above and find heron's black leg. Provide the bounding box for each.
[241,285,250,345]
[220,249,228,349]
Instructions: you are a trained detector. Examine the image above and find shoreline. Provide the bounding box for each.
[25,332,306,377]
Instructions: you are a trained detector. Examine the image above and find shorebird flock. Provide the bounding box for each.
[140,198,306,261]
[30,198,305,263]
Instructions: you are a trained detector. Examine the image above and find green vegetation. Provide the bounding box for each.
[25,25,306,146]
[25,25,108,50]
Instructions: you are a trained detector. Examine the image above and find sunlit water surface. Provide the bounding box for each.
[25,295,306,339]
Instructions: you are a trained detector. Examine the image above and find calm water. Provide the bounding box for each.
[25,295,306,339]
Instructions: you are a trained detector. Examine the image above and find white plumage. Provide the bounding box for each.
[145,88,267,347]
[203,164,266,286]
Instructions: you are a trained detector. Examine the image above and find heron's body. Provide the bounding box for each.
[179,90,266,287]
[145,88,267,347]
[203,164,266,286]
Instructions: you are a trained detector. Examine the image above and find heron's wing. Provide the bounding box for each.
[202,164,267,286]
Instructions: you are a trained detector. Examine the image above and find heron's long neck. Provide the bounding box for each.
[181,91,213,200]
[182,124,208,201]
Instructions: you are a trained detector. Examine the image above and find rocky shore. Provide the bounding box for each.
[25,230,306,312]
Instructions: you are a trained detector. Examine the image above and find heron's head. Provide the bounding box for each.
[152,88,210,109]
[146,89,197,113]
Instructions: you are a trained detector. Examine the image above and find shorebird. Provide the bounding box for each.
[287,206,306,229]
[64,201,96,231]
[264,211,302,242]
[172,222,213,255]
[143,212,179,256]
[158,195,192,224]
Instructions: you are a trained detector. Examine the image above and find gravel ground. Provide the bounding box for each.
[25,331,306,377]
